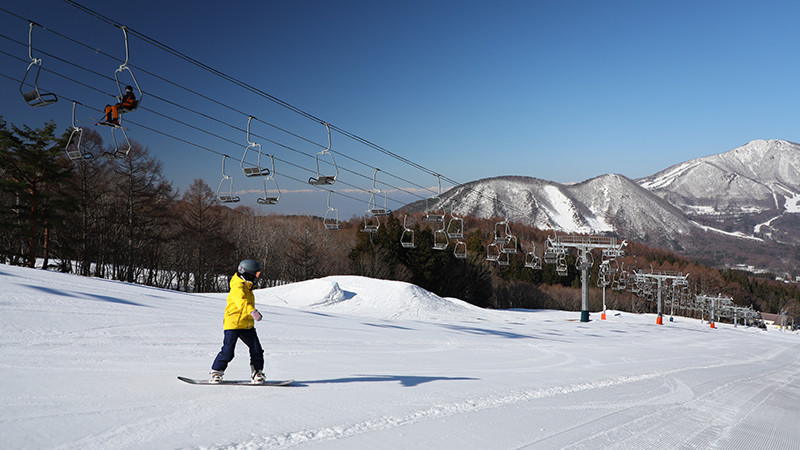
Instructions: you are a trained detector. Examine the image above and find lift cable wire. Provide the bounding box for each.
[0,18,433,198]
[0,32,428,204]
[2,6,535,221]
[59,1,456,184]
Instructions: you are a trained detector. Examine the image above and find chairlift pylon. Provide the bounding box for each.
[113,26,142,114]
[241,116,271,177]
[216,155,240,203]
[308,123,338,185]
[323,191,342,230]
[65,102,92,161]
[20,22,57,107]
[256,154,280,205]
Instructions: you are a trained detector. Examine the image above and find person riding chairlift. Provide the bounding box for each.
[103,85,136,125]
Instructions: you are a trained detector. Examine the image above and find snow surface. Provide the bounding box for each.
[2,263,800,449]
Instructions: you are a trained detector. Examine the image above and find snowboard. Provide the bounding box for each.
[177,376,294,386]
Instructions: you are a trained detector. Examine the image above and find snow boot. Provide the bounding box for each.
[251,366,266,384]
[209,370,224,383]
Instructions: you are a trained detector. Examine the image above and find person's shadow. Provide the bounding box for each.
[294,374,478,387]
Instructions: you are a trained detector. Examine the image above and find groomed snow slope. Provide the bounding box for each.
[2,264,799,449]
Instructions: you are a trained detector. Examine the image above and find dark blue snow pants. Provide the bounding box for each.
[211,328,264,372]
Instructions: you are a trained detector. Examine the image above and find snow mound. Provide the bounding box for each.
[257,275,484,321]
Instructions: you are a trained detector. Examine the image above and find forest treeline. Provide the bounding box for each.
[2,118,799,319]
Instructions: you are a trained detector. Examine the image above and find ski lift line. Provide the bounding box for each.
[2,10,438,193]
[60,2,453,184]
[0,40,428,201]
[0,65,421,209]
[0,27,438,201]
[5,14,525,218]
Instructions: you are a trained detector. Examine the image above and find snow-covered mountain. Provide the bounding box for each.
[403,139,800,270]
[638,139,800,218]
[406,174,695,247]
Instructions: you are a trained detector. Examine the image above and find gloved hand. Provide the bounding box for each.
[251,310,263,321]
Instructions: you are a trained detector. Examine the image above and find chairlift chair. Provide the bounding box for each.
[424,175,445,223]
[524,243,542,270]
[256,155,280,205]
[241,117,271,177]
[446,214,464,240]
[65,102,92,161]
[497,251,510,266]
[400,215,416,248]
[453,240,467,259]
[20,22,57,107]
[113,26,142,114]
[486,242,501,262]
[368,169,391,216]
[361,215,380,234]
[103,123,132,158]
[323,191,342,230]
[216,155,240,203]
[308,123,338,185]
[432,228,449,250]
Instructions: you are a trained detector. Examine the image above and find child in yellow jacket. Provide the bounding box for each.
[210,259,266,383]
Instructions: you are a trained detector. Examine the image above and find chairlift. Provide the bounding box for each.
[361,215,380,234]
[486,242,501,262]
[256,154,280,205]
[400,215,416,248]
[20,22,57,107]
[446,213,464,240]
[103,123,132,158]
[497,251,510,266]
[424,174,445,223]
[65,102,92,161]
[432,227,449,250]
[368,169,391,216]
[113,26,142,114]
[524,242,542,270]
[241,117,271,177]
[453,240,467,259]
[556,254,568,276]
[495,220,517,254]
[323,191,342,230]
[308,123,338,185]
[216,155,240,203]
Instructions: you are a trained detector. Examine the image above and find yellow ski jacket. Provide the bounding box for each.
[223,273,256,330]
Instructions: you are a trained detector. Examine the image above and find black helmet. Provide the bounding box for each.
[125,85,133,92]
[237,259,261,281]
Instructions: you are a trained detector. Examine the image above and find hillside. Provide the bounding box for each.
[2,263,800,449]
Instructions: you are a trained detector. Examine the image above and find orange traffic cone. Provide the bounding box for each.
[656,316,663,325]
[601,312,606,320]
[710,322,715,329]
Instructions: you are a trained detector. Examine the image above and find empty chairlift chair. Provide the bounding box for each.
[20,22,57,107]
[257,155,280,205]
[65,102,92,161]
[241,117,271,177]
[400,215,416,248]
[368,169,391,216]
[323,191,342,230]
[216,155,240,203]
[308,123,338,185]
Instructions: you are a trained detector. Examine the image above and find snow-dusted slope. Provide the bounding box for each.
[3,264,800,449]
[406,174,696,244]
[638,139,800,216]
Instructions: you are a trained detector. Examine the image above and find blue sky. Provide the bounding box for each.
[2,1,799,218]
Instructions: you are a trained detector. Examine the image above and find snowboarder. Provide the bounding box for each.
[102,85,136,125]
[209,259,266,384]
